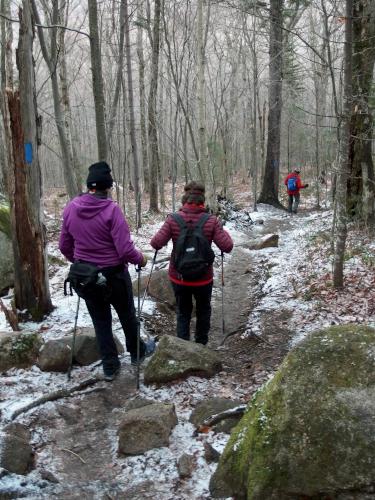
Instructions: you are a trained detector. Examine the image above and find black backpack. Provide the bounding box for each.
[172,213,215,281]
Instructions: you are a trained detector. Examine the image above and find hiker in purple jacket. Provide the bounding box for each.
[150,181,233,345]
[59,162,154,381]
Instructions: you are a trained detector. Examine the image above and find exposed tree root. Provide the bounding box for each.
[10,377,102,421]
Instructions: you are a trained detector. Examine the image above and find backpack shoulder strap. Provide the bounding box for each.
[194,213,211,230]
[171,212,187,229]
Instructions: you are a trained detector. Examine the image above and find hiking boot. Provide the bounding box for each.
[130,338,156,366]
[103,366,120,382]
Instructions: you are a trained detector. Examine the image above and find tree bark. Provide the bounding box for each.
[347,0,375,222]
[148,0,161,212]
[333,0,353,289]
[257,0,284,208]
[123,0,141,228]
[4,2,52,319]
[88,0,108,161]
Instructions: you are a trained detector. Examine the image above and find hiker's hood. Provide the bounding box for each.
[71,193,113,219]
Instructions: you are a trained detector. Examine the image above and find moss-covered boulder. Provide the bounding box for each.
[144,335,222,384]
[0,331,41,372]
[210,325,375,499]
[0,204,14,292]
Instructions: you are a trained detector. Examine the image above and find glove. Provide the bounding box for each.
[140,254,148,268]
[304,183,309,188]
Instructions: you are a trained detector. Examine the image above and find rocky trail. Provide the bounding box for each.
[0,209,308,500]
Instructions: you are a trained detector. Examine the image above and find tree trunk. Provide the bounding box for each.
[257,0,284,207]
[88,0,108,161]
[31,0,81,199]
[347,0,375,222]
[333,0,353,289]
[4,3,52,320]
[123,0,141,228]
[148,0,161,212]
[136,1,149,193]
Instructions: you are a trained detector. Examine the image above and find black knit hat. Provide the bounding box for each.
[86,161,113,190]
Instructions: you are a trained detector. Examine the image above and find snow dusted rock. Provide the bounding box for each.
[210,325,375,499]
[189,398,243,434]
[0,331,41,372]
[118,403,177,455]
[37,327,124,371]
[143,335,222,384]
[245,233,279,250]
[0,424,33,474]
[204,442,221,463]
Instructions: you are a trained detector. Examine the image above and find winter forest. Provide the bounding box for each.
[0,0,374,498]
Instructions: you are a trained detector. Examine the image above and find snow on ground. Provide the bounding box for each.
[1,201,374,498]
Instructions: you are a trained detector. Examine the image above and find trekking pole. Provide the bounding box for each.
[221,251,225,337]
[136,264,141,390]
[67,295,80,381]
[140,250,158,314]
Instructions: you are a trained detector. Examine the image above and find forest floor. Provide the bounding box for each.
[0,186,375,499]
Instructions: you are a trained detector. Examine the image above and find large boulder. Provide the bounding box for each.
[0,331,41,372]
[118,403,177,455]
[37,327,124,372]
[0,423,33,474]
[144,335,222,384]
[245,233,279,250]
[210,325,375,499]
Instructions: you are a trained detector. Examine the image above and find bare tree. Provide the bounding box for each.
[88,0,107,161]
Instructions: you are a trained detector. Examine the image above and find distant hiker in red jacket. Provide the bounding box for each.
[284,169,309,214]
[150,181,233,345]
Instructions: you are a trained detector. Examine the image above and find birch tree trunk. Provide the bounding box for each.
[257,0,284,207]
[88,0,108,161]
[333,0,353,288]
[148,0,161,212]
[4,2,52,319]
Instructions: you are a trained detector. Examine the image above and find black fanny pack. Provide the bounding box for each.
[64,261,102,298]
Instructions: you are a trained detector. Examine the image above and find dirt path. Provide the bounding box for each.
[2,213,298,499]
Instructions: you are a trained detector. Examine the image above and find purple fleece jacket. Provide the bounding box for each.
[59,193,143,268]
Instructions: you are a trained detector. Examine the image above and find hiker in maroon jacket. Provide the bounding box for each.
[284,169,309,214]
[150,182,233,345]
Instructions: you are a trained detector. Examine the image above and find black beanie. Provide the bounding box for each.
[86,161,113,190]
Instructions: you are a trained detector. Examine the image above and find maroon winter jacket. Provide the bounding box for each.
[150,204,233,286]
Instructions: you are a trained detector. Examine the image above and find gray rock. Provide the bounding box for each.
[2,423,30,442]
[133,269,175,307]
[37,327,124,371]
[0,332,41,372]
[39,468,59,483]
[144,335,222,385]
[210,325,375,499]
[0,432,33,475]
[118,403,177,455]
[246,233,279,250]
[122,398,154,412]
[177,453,195,478]
[203,442,220,463]
[189,398,243,433]
[37,339,71,372]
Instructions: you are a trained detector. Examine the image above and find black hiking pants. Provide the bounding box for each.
[172,282,213,345]
[84,267,145,375]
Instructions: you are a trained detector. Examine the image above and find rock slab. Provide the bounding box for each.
[0,332,41,372]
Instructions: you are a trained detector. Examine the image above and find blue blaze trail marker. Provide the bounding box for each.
[24,143,33,164]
